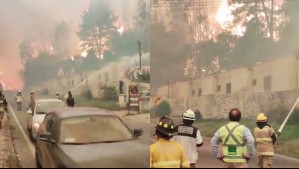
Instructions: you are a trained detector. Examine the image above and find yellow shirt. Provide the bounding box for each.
[150,138,190,168]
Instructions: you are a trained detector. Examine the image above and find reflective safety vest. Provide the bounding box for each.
[150,138,190,168]
[219,122,247,163]
[254,126,274,156]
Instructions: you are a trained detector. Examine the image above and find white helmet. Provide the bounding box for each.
[183,109,196,121]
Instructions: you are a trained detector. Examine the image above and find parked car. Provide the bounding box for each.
[27,99,66,141]
[35,107,149,168]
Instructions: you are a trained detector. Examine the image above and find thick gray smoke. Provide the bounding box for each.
[0,0,144,89]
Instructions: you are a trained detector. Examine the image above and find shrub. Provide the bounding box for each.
[103,86,118,101]
[153,100,172,117]
[267,105,299,125]
[194,109,203,121]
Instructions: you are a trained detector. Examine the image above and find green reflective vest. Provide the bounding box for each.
[219,122,247,163]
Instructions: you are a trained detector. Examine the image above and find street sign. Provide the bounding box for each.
[128,85,140,114]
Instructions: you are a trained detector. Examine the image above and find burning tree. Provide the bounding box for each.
[78,0,117,60]
[184,56,199,80]
[52,20,72,59]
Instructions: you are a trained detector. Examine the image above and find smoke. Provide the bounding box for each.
[0,0,145,89]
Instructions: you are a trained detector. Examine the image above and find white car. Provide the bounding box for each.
[27,99,66,141]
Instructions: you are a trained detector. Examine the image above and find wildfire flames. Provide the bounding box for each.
[77,18,128,59]
[216,0,234,28]
[114,19,126,36]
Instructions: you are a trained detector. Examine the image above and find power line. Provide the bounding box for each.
[151,0,289,11]
[151,0,289,7]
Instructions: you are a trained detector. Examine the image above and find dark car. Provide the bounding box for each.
[35,107,149,168]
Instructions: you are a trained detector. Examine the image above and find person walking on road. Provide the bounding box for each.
[211,108,255,168]
[15,90,23,111]
[150,116,190,168]
[29,91,35,112]
[66,91,75,107]
[254,113,277,168]
[0,90,8,112]
[173,109,204,168]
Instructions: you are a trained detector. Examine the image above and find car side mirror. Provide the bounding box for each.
[39,133,55,143]
[133,129,144,137]
[27,109,33,115]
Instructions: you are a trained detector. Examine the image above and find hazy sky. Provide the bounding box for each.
[0,0,143,89]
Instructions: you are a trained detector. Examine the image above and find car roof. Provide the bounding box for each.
[35,98,64,103]
[48,107,117,119]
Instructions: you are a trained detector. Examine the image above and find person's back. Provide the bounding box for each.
[67,97,74,107]
[254,113,276,168]
[150,116,190,168]
[29,92,35,112]
[173,110,203,168]
[254,125,274,155]
[16,92,23,102]
[67,92,75,107]
[218,122,247,163]
[211,108,255,168]
[0,92,7,111]
[150,138,189,168]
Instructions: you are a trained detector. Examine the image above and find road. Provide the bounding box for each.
[150,123,299,168]
[6,93,150,168]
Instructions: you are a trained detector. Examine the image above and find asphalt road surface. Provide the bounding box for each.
[6,92,150,168]
[150,123,299,168]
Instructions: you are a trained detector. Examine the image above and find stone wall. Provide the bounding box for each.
[168,90,299,119]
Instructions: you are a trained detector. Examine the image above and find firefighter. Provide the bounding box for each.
[173,109,204,168]
[0,90,7,128]
[211,108,255,168]
[150,116,190,168]
[15,90,23,111]
[0,90,8,112]
[254,113,277,168]
[29,91,35,112]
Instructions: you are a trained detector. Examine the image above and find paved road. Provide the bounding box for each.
[6,93,150,168]
[150,123,299,168]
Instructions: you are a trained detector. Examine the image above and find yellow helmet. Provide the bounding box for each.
[257,113,267,122]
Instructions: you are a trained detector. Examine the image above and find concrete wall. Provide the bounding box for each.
[157,56,299,99]
[36,62,124,98]
[231,68,249,93]
[167,90,299,119]
[250,57,297,92]
[156,56,299,119]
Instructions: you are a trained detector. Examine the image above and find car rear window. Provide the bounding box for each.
[36,101,66,114]
[60,115,133,144]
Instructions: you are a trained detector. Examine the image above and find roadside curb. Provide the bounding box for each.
[0,112,19,168]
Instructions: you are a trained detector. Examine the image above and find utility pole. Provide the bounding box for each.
[138,41,142,71]
[137,41,142,82]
